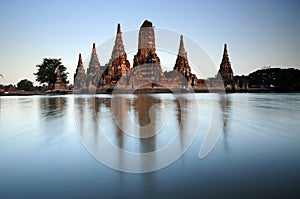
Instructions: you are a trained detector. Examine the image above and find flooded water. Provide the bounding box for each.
[0,93,300,198]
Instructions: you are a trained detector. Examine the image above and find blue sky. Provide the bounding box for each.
[0,0,299,84]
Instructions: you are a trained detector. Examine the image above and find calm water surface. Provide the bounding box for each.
[0,93,300,198]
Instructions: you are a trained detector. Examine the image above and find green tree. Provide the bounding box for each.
[17,79,35,91]
[34,58,68,89]
[35,84,48,92]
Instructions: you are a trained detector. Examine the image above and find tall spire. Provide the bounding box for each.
[88,42,101,70]
[54,66,66,91]
[91,43,98,62]
[108,23,130,84]
[218,43,234,87]
[74,53,87,89]
[87,43,101,87]
[110,23,126,62]
[221,43,230,67]
[174,35,191,81]
[178,34,187,60]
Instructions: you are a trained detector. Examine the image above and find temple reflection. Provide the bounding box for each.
[74,97,86,138]
[175,96,189,149]
[133,95,158,153]
[74,94,198,172]
[111,95,128,170]
[218,94,231,152]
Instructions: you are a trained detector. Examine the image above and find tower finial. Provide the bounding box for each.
[223,43,228,58]
[141,20,152,28]
[78,53,83,65]
[178,34,186,59]
[92,43,97,55]
[179,35,184,49]
[117,23,121,34]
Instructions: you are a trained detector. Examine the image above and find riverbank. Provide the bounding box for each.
[1,87,299,96]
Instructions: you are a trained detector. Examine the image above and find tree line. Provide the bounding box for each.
[1,58,69,93]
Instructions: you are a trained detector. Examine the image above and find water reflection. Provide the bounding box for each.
[219,94,231,151]
[133,95,158,152]
[175,96,189,151]
[75,97,86,135]
[74,93,199,172]
[2,94,300,198]
[0,97,41,139]
[111,95,128,150]
[40,96,67,118]
[110,96,128,171]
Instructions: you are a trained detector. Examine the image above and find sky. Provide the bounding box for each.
[0,0,299,85]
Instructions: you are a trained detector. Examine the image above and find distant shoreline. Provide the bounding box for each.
[1,87,299,96]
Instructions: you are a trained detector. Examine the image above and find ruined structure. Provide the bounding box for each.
[131,20,164,85]
[73,53,87,89]
[107,23,130,85]
[174,35,191,79]
[73,20,237,92]
[54,66,66,91]
[217,44,234,88]
[173,35,193,86]
[87,43,101,88]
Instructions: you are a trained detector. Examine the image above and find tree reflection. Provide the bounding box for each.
[40,96,67,118]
